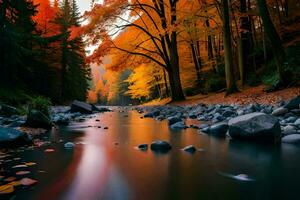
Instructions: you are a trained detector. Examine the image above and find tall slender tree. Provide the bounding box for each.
[222,0,238,94]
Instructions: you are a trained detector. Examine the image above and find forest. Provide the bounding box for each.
[0,0,299,106]
[1,0,300,199]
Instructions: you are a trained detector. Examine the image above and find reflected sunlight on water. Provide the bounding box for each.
[13,110,300,200]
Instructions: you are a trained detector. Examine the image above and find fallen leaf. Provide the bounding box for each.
[16,171,31,175]
[12,165,28,169]
[4,177,16,182]
[20,178,38,186]
[38,170,46,173]
[13,158,21,161]
[25,162,36,166]
[0,184,14,194]
[8,181,21,187]
[44,149,55,153]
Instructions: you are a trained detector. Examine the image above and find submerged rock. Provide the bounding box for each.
[150,140,172,152]
[64,142,75,148]
[138,144,148,151]
[182,145,196,153]
[228,112,281,142]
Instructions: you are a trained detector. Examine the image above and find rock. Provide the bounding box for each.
[150,140,172,152]
[282,134,300,145]
[282,125,297,135]
[64,142,75,148]
[168,117,182,126]
[170,121,186,130]
[209,122,228,137]
[199,124,209,129]
[228,113,281,142]
[284,96,300,110]
[182,145,196,153]
[138,144,148,151]
[291,109,300,116]
[52,114,70,125]
[222,110,236,118]
[272,107,288,116]
[285,116,297,123]
[144,110,160,118]
[200,126,210,133]
[92,105,111,112]
[70,100,93,114]
[294,118,300,126]
[25,110,52,129]
[0,127,31,147]
[0,104,17,116]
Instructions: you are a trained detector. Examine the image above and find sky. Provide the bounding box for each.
[77,0,103,14]
[77,0,92,14]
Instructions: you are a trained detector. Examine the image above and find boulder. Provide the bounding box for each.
[228,113,281,142]
[284,96,300,110]
[25,110,52,129]
[182,145,196,153]
[272,107,288,116]
[70,100,93,114]
[0,127,31,147]
[0,104,17,117]
[282,134,300,145]
[209,122,228,137]
[150,140,172,152]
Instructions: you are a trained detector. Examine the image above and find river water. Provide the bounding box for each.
[7,109,300,200]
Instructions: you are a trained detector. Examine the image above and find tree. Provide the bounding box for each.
[221,0,238,94]
[85,0,186,101]
[56,0,90,102]
[0,0,37,85]
[256,0,287,86]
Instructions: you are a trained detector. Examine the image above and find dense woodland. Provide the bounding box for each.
[0,0,90,104]
[0,0,299,106]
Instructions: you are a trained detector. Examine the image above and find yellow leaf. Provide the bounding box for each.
[25,162,37,166]
[0,184,14,195]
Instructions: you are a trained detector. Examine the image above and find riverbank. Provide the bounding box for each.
[144,85,300,106]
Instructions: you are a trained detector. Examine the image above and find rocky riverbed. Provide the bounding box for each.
[0,96,300,198]
[1,96,300,148]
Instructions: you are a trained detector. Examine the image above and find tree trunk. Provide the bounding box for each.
[222,0,238,94]
[238,0,253,85]
[256,0,286,84]
[167,62,185,101]
[162,69,170,97]
[190,43,201,84]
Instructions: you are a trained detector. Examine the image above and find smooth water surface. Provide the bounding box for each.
[8,110,300,200]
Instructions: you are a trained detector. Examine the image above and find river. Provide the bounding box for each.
[5,109,300,200]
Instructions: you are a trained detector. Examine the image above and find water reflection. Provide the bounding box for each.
[13,110,300,200]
